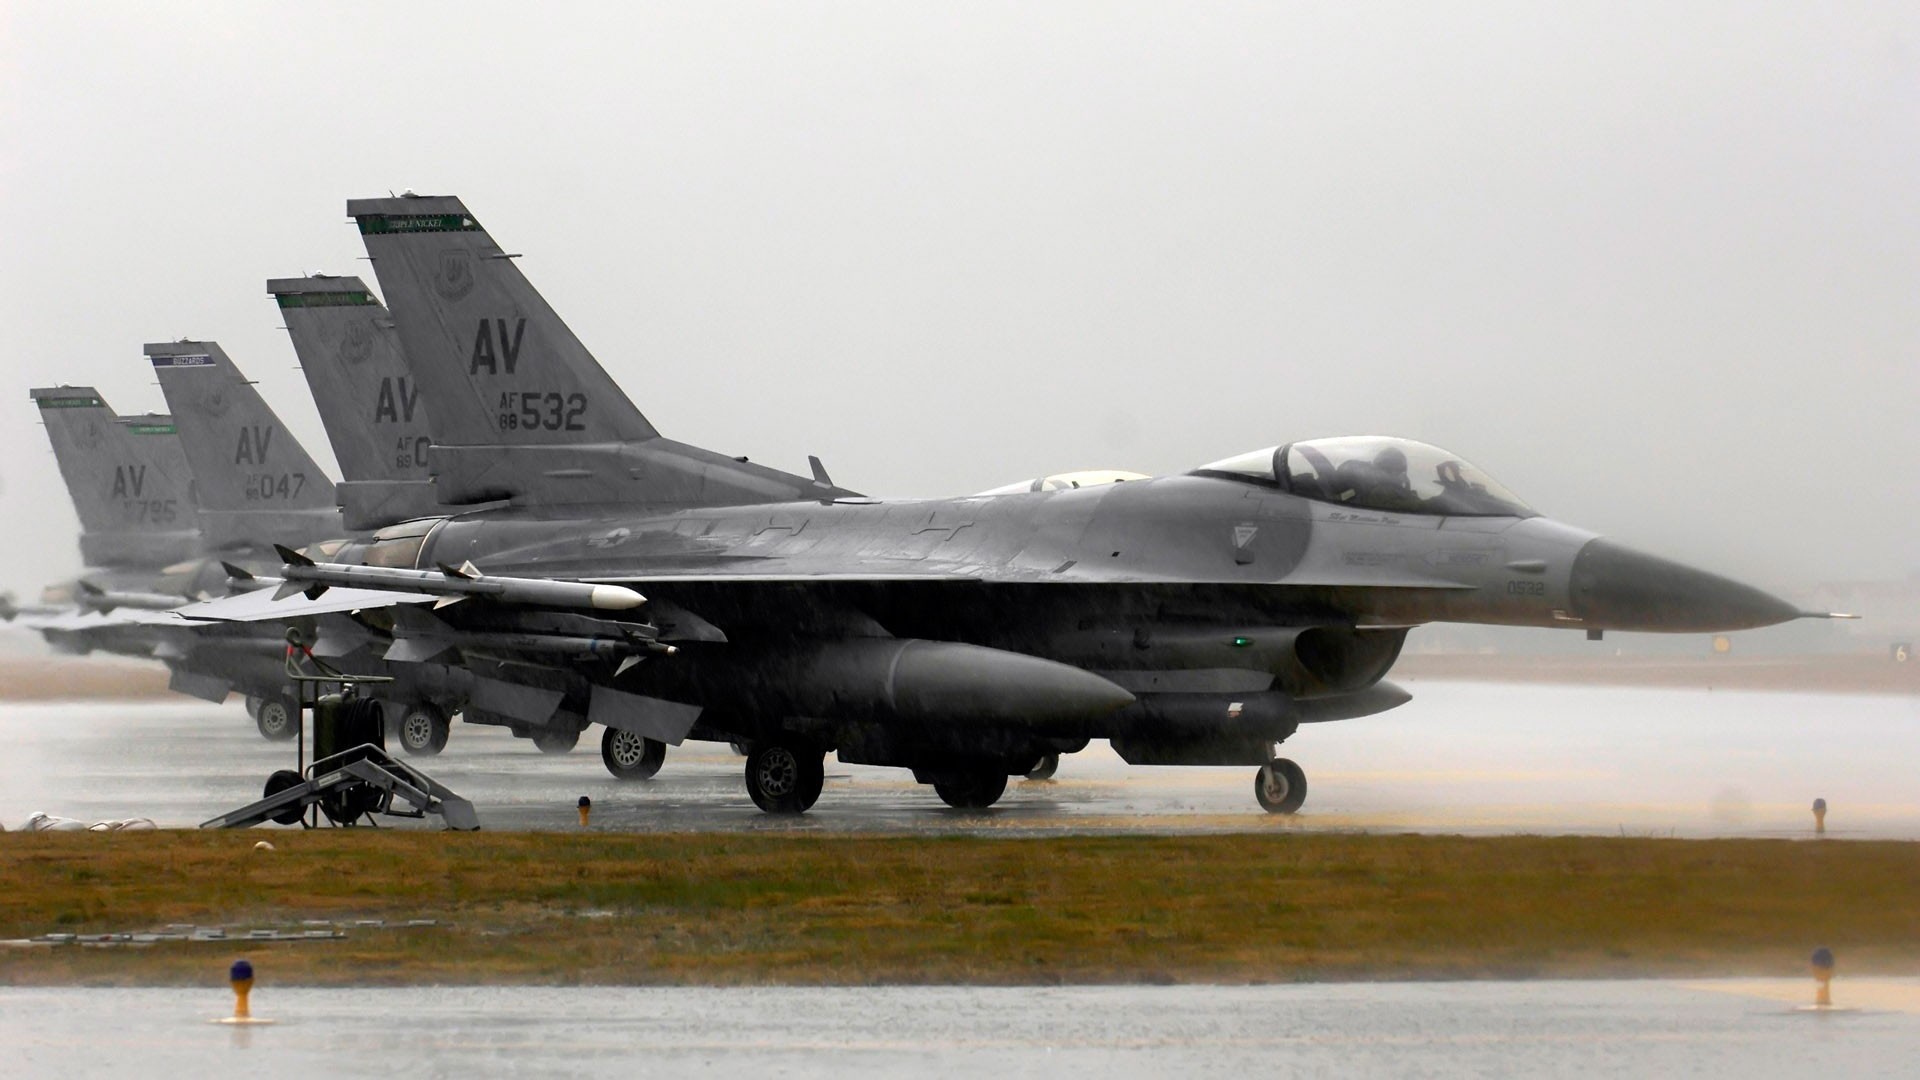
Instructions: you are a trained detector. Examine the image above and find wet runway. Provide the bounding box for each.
[4,980,1918,1077]
[2,679,1914,837]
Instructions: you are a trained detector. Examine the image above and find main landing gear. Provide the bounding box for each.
[1254,757,1308,815]
[934,769,1008,810]
[533,727,580,755]
[391,703,451,757]
[602,727,666,780]
[253,690,298,742]
[744,739,825,815]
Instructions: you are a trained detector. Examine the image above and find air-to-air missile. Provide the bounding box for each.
[269,544,646,611]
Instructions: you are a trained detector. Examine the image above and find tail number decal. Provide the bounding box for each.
[111,465,146,499]
[394,436,431,469]
[124,499,180,524]
[471,318,526,375]
[374,377,421,424]
[497,391,586,432]
[235,425,274,465]
[244,473,308,501]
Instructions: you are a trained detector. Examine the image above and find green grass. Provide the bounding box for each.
[2,831,1915,986]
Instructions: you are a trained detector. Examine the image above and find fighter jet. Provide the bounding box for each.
[28,388,202,581]
[182,194,1825,815]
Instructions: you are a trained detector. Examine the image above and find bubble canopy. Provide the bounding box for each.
[1194,436,1535,518]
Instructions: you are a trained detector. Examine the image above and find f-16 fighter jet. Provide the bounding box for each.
[185,195,1830,816]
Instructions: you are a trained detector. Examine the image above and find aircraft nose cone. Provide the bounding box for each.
[1568,538,1801,632]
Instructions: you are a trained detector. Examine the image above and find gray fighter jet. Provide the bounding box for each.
[183,195,1825,815]
[270,275,445,531]
[29,389,200,574]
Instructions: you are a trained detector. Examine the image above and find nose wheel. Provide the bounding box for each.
[1254,758,1307,814]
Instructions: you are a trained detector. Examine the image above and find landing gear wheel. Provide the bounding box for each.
[394,705,450,757]
[745,740,825,815]
[602,728,666,780]
[243,695,264,720]
[1254,758,1308,815]
[533,727,581,755]
[1025,753,1060,781]
[934,770,1009,809]
[262,769,305,826]
[254,693,297,742]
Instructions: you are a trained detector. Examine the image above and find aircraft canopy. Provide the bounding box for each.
[1196,436,1534,518]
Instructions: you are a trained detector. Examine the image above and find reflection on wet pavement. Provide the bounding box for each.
[5,981,1919,1077]
[1,681,1915,837]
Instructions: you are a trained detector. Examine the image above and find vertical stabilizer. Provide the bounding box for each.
[347,194,853,508]
[147,341,344,549]
[269,275,444,530]
[29,387,201,568]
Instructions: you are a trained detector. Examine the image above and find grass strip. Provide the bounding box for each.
[2,831,1915,986]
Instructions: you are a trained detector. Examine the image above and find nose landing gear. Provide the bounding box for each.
[1254,756,1307,814]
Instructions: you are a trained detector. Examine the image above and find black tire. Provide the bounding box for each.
[934,770,1009,810]
[602,728,666,780]
[745,740,824,814]
[243,695,264,720]
[320,781,380,826]
[533,727,580,755]
[263,769,305,826]
[1025,753,1060,781]
[1254,758,1308,814]
[728,741,749,757]
[394,704,450,757]
[255,694,298,742]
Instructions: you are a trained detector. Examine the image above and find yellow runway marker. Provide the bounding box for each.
[211,959,275,1026]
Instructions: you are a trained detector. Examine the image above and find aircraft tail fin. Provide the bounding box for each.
[269,275,443,530]
[147,341,343,549]
[29,387,201,568]
[348,194,854,508]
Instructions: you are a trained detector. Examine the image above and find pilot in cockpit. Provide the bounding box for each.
[1333,446,1423,512]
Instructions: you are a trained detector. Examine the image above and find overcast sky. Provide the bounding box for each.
[1,2,1914,601]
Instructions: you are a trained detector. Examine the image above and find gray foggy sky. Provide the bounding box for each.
[1,2,1914,601]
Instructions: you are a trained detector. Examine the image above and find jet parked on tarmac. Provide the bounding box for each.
[182,194,1831,816]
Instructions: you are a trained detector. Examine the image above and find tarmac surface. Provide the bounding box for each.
[4,980,1918,1077]
[1,678,1915,837]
